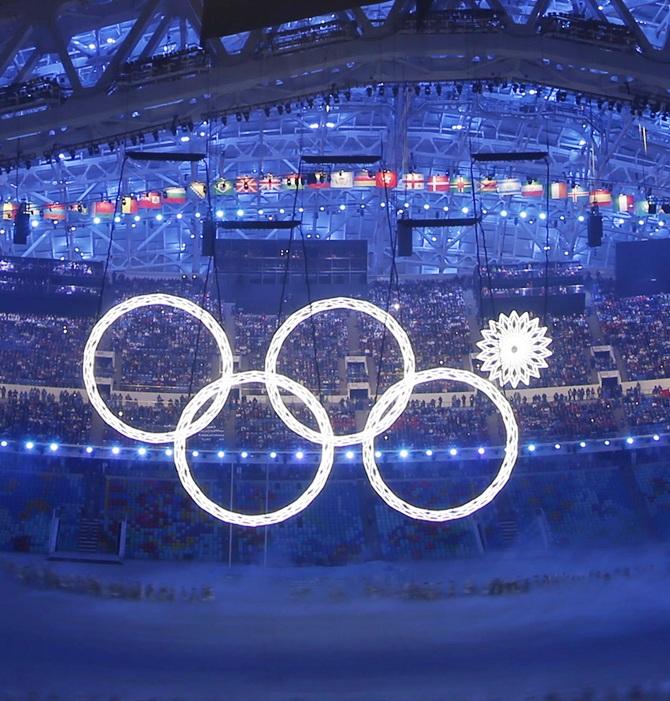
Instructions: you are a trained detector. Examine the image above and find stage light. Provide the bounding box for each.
[85,446,93,454]
[423,203,430,210]
[295,450,304,460]
[241,451,248,459]
[31,219,39,228]
[309,123,319,129]
[461,206,469,214]
[165,448,173,457]
[500,209,508,217]
[604,440,611,446]
[375,450,382,458]
[346,450,355,459]
[339,204,346,211]
[195,212,201,218]
[137,447,147,456]
[449,448,458,457]
[133,215,140,222]
[270,451,277,459]
[49,442,59,452]
[216,209,224,218]
[579,139,586,146]
[399,449,409,459]
[528,444,536,452]
[0,440,7,447]
[25,441,34,450]
[88,42,96,50]
[180,135,190,143]
[326,122,336,128]
[114,215,121,223]
[578,215,585,222]
[443,206,449,212]
[425,449,433,457]
[217,450,226,458]
[176,213,183,220]
[93,216,101,225]
[191,450,199,457]
[638,219,645,226]
[236,209,244,217]
[478,447,486,455]
[653,434,660,441]
[554,443,561,450]
[539,212,547,220]
[579,441,586,448]
[112,446,120,455]
[626,437,634,445]
[155,213,163,221]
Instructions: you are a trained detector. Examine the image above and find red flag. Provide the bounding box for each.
[43,203,66,222]
[403,172,424,190]
[92,200,115,219]
[521,179,544,197]
[426,175,450,193]
[376,169,398,189]
[137,191,161,209]
[590,189,612,207]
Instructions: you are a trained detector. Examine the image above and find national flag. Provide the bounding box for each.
[589,189,612,207]
[2,203,17,221]
[43,203,66,222]
[376,169,398,189]
[615,194,634,214]
[402,172,424,190]
[521,179,544,197]
[92,200,115,219]
[550,181,568,199]
[212,178,234,196]
[137,191,161,209]
[162,186,187,204]
[354,170,376,188]
[189,181,208,199]
[497,178,521,196]
[479,177,497,193]
[121,196,138,215]
[68,202,88,215]
[283,174,305,190]
[635,199,649,216]
[306,172,330,189]
[426,175,450,192]
[330,170,354,189]
[451,175,470,193]
[569,184,589,203]
[235,176,258,194]
[23,202,40,216]
[258,174,282,192]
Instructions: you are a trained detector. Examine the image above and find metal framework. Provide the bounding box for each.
[0,0,669,273]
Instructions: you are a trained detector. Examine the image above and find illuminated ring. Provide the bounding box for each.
[264,297,416,447]
[362,367,519,522]
[173,370,335,527]
[83,294,234,444]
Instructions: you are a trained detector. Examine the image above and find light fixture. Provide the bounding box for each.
[241,451,248,459]
[270,451,277,459]
[449,448,458,457]
[425,449,433,457]
[346,450,355,459]
[399,449,409,459]
[138,447,147,456]
[554,443,561,450]
[49,442,59,452]
[579,441,586,448]
[528,444,536,453]
[217,450,225,458]
[112,446,120,455]
[85,446,93,454]
[477,447,486,455]
[25,441,34,450]
[295,450,304,460]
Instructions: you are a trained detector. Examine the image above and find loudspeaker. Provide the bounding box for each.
[202,218,216,257]
[13,208,29,245]
[587,209,603,248]
[397,220,413,257]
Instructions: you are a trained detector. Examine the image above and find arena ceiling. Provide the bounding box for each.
[0,0,669,274]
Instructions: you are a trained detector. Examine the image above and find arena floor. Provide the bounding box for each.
[1,547,669,700]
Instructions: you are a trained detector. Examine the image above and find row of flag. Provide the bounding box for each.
[0,172,653,223]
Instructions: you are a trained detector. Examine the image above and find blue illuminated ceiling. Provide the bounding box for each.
[0,0,669,273]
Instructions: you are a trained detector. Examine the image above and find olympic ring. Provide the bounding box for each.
[362,368,519,522]
[264,297,416,447]
[82,294,234,444]
[83,294,520,526]
[174,371,334,526]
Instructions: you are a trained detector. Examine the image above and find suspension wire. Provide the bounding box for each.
[277,158,303,327]
[187,255,213,403]
[543,155,551,325]
[468,156,485,322]
[373,146,402,404]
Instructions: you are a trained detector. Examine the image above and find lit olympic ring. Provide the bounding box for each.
[82,294,520,526]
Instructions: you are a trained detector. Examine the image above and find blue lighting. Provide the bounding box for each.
[85,446,93,454]
[346,450,355,460]
[449,448,458,457]
[270,451,277,459]
[528,444,536,453]
[25,441,34,450]
[579,441,587,448]
[554,443,561,450]
[236,209,244,217]
[399,449,409,459]
[477,447,486,456]
[604,440,611,447]
[425,449,433,457]
[216,209,224,218]
[653,434,661,442]
[49,443,59,452]
[137,447,147,456]
[241,451,248,459]
[164,448,173,457]
[0,440,7,448]
[111,446,120,455]
[191,450,200,458]
[295,450,304,460]
[500,209,508,217]
[375,450,382,459]
[217,450,225,459]
[626,437,634,445]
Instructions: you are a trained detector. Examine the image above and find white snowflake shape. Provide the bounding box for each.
[476,311,552,389]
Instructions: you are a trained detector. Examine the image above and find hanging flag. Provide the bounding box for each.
[550,182,568,199]
[2,202,17,221]
[497,178,521,196]
[189,181,208,199]
[162,186,187,204]
[137,191,162,209]
[354,170,376,188]
[212,178,234,196]
[330,170,354,189]
[283,174,305,190]
[479,177,497,193]
[121,196,138,215]
[375,169,398,189]
[92,200,115,219]
[259,174,282,192]
[426,174,450,193]
[635,199,649,216]
[451,175,470,193]
[615,194,634,214]
[43,203,66,222]
[569,184,589,203]
[521,179,544,197]
[306,172,330,189]
[235,175,258,194]
[402,172,424,190]
[68,202,88,215]
[590,189,612,207]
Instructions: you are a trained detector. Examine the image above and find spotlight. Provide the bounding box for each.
[270,451,277,459]
[626,437,634,445]
[85,446,93,454]
[137,447,147,456]
[192,450,200,457]
[579,441,586,448]
[295,450,304,460]
[112,446,120,455]
[0,440,7,447]
[375,450,382,458]
[527,444,536,453]
[49,442,59,452]
[217,450,226,458]
[165,448,173,457]
[399,449,409,459]
[500,209,508,218]
[449,448,458,457]
[346,450,355,459]
[653,434,660,441]
[25,441,34,450]
[241,451,248,459]
[425,449,433,457]
[554,443,561,450]
[604,440,611,447]
[477,447,486,455]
